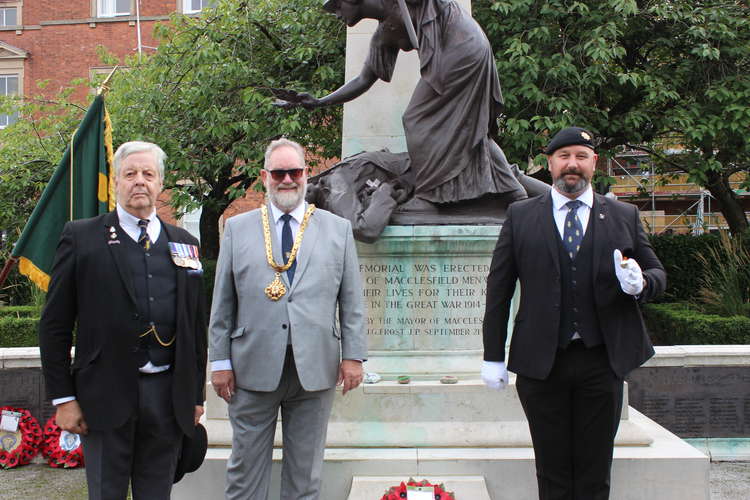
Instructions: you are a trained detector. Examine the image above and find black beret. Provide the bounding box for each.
[174,423,208,483]
[544,127,595,155]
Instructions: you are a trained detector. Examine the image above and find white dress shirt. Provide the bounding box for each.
[550,186,594,341]
[551,185,593,238]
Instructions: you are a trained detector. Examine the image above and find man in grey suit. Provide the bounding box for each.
[210,138,367,500]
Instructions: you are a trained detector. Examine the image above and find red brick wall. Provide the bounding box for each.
[0,1,174,99]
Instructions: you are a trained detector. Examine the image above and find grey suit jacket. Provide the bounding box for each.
[209,204,367,392]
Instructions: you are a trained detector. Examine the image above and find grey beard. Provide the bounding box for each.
[269,184,307,212]
[554,176,588,196]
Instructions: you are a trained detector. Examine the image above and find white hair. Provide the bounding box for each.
[113,141,166,178]
[263,138,306,170]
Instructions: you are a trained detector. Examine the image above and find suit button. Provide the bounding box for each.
[573,322,579,328]
[132,313,139,320]
[573,307,579,313]
[145,253,150,257]
[148,274,153,279]
[572,280,577,286]
[288,298,293,303]
[131,346,139,353]
[149,297,154,302]
[282,324,288,329]
[571,266,577,272]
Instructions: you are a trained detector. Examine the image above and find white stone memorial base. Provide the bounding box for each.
[172,383,709,500]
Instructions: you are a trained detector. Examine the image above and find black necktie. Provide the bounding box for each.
[281,214,296,284]
[563,200,583,260]
[137,219,151,251]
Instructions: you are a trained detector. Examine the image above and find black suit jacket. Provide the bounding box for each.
[39,210,207,436]
[483,192,666,379]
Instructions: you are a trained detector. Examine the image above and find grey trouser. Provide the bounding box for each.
[226,348,336,500]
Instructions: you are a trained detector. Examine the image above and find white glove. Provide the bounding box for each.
[481,361,508,390]
[613,249,644,295]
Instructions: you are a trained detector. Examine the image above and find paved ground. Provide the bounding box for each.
[0,459,747,499]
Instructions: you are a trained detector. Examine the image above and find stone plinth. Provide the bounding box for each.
[356,225,509,379]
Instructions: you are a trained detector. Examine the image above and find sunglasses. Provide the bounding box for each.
[265,168,305,182]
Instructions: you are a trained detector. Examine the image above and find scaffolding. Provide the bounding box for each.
[606,152,749,235]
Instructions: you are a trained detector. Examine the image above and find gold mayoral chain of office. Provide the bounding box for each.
[261,204,316,301]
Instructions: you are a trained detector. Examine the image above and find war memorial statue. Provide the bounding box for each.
[275,0,549,240]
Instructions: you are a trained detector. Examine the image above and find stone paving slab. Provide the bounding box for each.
[0,458,745,499]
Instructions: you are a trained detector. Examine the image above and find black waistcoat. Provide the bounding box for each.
[556,218,604,349]
[121,229,177,366]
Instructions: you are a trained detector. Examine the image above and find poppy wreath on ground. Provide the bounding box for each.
[0,406,42,469]
[380,478,456,500]
[41,416,85,468]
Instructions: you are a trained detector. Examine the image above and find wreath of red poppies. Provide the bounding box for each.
[0,406,42,469]
[380,478,456,500]
[41,416,85,468]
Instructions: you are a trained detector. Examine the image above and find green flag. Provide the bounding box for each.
[11,94,115,291]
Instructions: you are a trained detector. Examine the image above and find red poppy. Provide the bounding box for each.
[40,416,84,469]
[380,479,456,500]
[0,406,42,469]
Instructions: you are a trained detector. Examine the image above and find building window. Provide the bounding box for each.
[183,0,214,14]
[98,0,130,17]
[0,7,17,26]
[0,75,19,128]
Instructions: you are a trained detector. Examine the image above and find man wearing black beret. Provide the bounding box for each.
[481,127,667,499]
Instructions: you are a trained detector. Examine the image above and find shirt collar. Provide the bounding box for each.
[269,201,306,225]
[116,203,157,230]
[551,185,594,211]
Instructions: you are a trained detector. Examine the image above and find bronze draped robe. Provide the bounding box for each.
[365,0,516,203]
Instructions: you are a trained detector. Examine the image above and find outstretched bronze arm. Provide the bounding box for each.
[274,65,379,110]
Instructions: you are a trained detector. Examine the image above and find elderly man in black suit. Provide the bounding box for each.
[39,141,207,499]
[482,127,666,500]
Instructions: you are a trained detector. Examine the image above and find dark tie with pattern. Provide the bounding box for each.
[563,200,584,260]
[137,219,151,250]
[281,214,296,284]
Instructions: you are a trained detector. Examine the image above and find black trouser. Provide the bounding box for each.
[82,370,183,500]
[516,342,624,500]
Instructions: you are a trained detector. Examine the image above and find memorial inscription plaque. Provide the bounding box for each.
[627,365,750,437]
[360,260,488,351]
[355,225,510,378]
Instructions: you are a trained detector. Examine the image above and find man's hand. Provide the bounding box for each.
[211,370,235,403]
[613,249,644,295]
[55,400,88,435]
[337,360,363,396]
[481,361,508,390]
[194,405,204,426]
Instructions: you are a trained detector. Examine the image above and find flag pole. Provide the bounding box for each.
[97,66,119,96]
[0,257,19,290]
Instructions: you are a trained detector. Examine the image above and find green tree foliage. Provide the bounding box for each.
[0,83,87,304]
[106,0,345,258]
[474,0,750,233]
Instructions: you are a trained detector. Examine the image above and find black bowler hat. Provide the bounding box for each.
[322,0,338,13]
[174,423,208,483]
[544,127,595,155]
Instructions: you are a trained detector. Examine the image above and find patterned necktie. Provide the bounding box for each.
[137,219,151,251]
[281,214,296,284]
[563,200,584,260]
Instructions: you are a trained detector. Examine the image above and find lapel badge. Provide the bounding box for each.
[108,226,120,244]
[599,213,605,220]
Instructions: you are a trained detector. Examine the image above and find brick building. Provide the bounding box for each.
[0,1,216,117]
[0,1,270,232]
